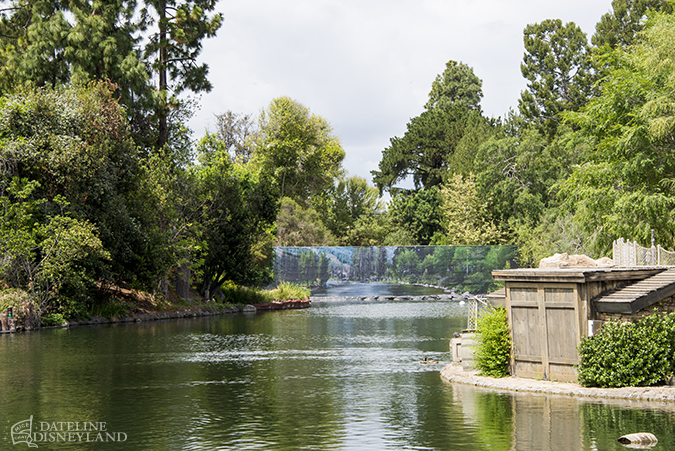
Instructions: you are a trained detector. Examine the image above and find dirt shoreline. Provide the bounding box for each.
[440,363,675,403]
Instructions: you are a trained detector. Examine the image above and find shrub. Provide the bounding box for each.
[41,313,66,326]
[577,313,675,388]
[474,307,512,377]
[219,282,271,305]
[268,282,310,301]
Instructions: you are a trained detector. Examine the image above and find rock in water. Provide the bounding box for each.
[617,432,658,447]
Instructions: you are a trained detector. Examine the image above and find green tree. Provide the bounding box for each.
[275,197,337,247]
[313,176,382,244]
[195,134,278,298]
[0,84,160,313]
[0,180,110,317]
[373,102,491,191]
[0,1,152,132]
[251,97,345,203]
[140,0,222,148]
[387,187,443,245]
[436,173,504,245]
[519,19,596,139]
[561,11,675,253]
[424,60,483,111]
[0,84,165,283]
[0,0,222,149]
[475,124,582,230]
[373,60,494,191]
[592,0,672,49]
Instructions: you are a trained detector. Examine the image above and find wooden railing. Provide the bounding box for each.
[613,238,675,267]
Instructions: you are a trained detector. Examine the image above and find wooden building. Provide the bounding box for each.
[491,267,675,382]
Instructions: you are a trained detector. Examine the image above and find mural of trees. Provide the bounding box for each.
[274,245,518,294]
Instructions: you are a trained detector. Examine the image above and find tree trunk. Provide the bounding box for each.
[158,0,168,149]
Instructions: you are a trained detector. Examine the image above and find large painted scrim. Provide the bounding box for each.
[274,245,519,294]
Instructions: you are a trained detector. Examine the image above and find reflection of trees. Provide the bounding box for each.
[580,401,675,450]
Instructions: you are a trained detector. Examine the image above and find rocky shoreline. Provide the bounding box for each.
[440,363,675,403]
[1,300,313,333]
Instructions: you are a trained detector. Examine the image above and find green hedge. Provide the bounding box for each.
[475,307,512,378]
[577,313,675,388]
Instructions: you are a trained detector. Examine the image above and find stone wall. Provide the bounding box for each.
[596,295,675,322]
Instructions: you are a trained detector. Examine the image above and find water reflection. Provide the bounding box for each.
[1,300,674,450]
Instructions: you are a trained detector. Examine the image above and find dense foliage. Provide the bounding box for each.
[4,0,675,322]
[577,313,675,387]
[474,307,512,378]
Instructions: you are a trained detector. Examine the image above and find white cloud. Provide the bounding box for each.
[190,0,612,186]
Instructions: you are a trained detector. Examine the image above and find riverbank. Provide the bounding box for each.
[440,363,675,402]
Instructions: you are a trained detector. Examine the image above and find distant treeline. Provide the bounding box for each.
[274,245,518,294]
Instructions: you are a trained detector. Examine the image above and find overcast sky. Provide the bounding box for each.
[189,0,613,187]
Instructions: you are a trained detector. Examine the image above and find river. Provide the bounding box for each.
[2,298,675,450]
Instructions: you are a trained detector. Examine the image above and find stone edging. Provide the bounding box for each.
[2,306,244,332]
[440,364,675,402]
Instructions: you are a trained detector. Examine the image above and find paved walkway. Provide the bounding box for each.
[440,364,675,403]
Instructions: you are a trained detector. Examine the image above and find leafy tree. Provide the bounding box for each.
[387,187,443,245]
[251,97,345,203]
[475,124,583,230]
[561,11,675,253]
[0,84,165,282]
[436,173,504,245]
[592,0,672,49]
[0,1,152,132]
[195,134,278,298]
[424,60,483,111]
[0,180,110,317]
[0,0,222,149]
[0,0,72,91]
[373,105,490,190]
[0,84,163,313]
[275,197,337,247]
[313,176,382,244]
[519,19,596,139]
[214,110,255,163]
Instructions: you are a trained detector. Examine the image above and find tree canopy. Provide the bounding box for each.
[561,10,675,252]
[519,19,596,139]
[251,97,345,204]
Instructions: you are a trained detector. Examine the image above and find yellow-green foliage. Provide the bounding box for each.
[268,282,310,301]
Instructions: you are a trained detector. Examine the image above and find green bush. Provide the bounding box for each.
[268,282,310,301]
[219,282,271,305]
[577,313,675,388]
[41,313,66,326]
[475,307,512,378]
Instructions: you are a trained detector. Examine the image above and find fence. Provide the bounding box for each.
[465,295,489,331]
[613,238,675,267]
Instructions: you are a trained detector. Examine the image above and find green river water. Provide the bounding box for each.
[2,297,675,450]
